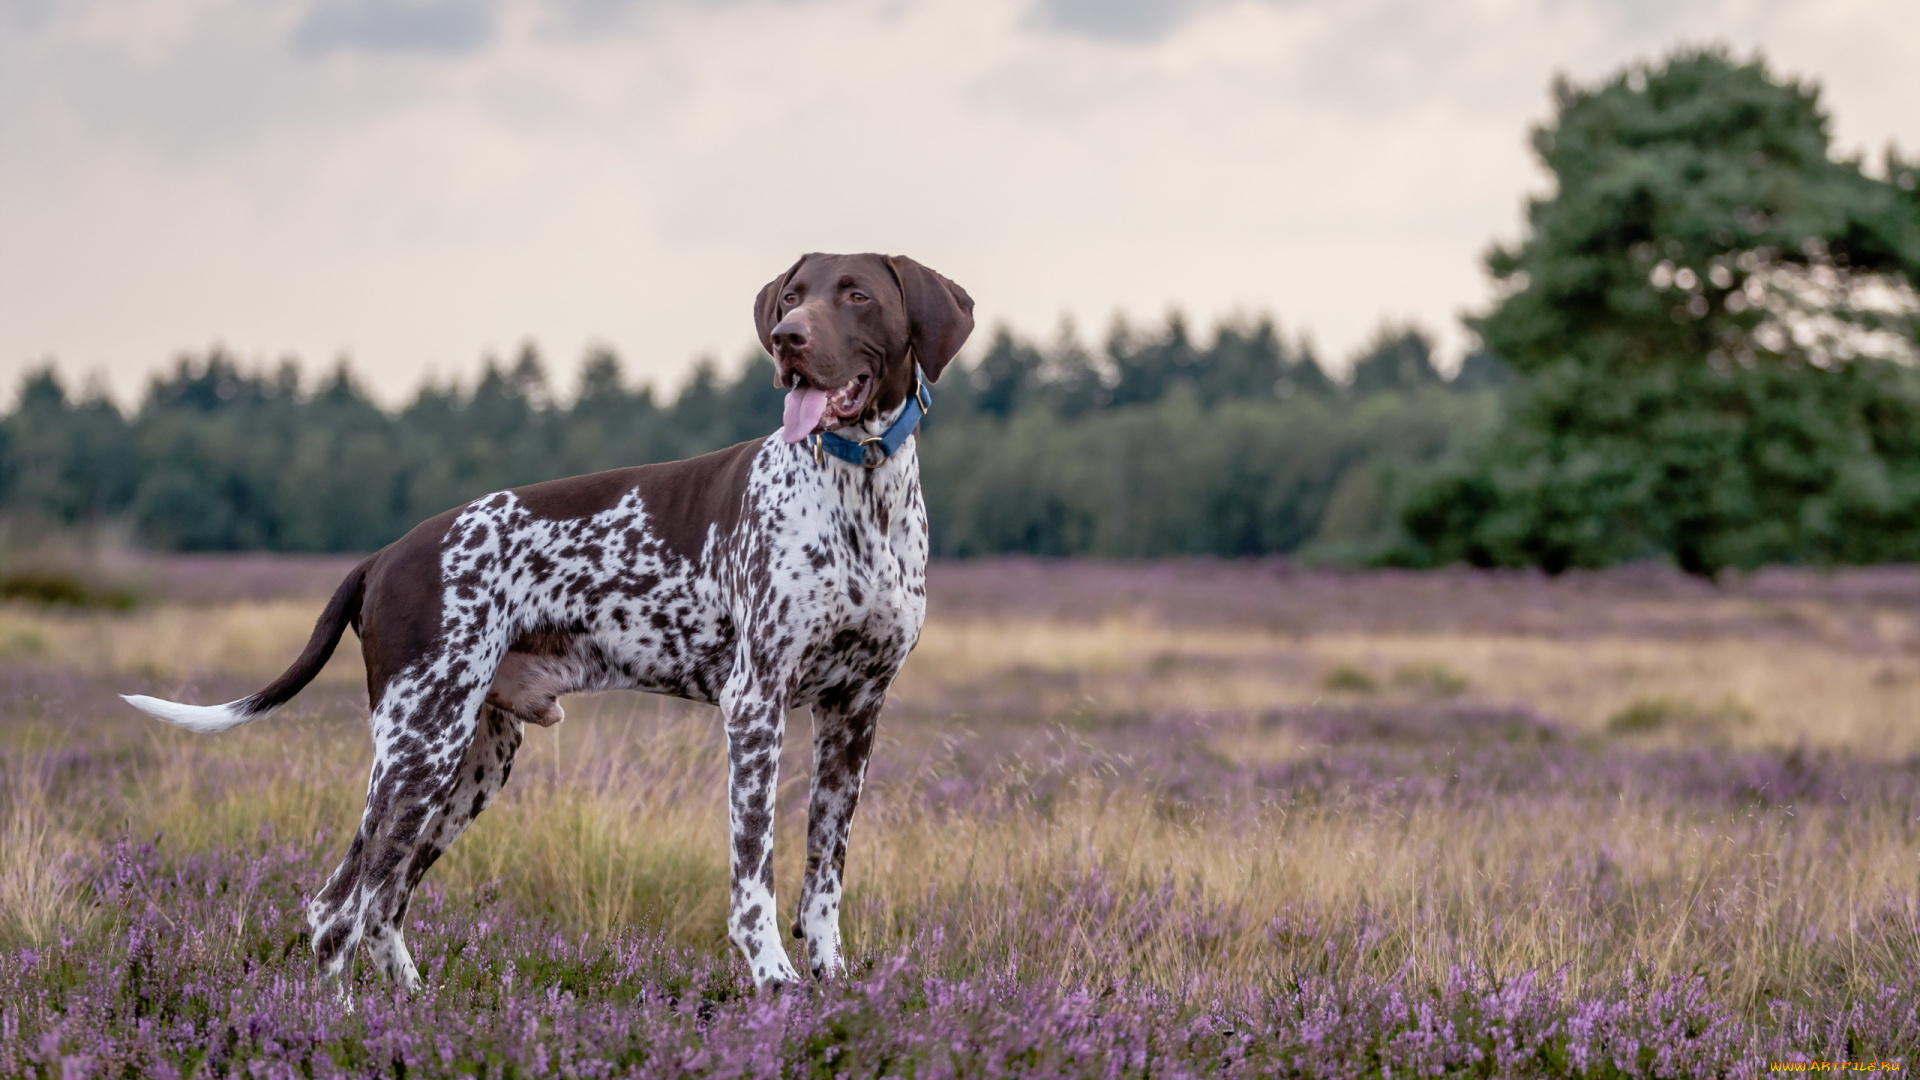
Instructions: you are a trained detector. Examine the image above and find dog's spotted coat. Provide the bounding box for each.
[123,253,973,990]
[333,427,925,987]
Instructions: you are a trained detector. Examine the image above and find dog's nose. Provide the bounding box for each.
[770,318,809,353]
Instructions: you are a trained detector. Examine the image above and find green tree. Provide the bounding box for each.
[1399,48,1920,575]
[969,327,1045,417]
[0,366,136,528]
[130,353,302,549]
[1349,325,1443,396]
[1107,314,1199,407]
[1031,319,1108,417]
[274,363,407,551]
[1451,349,1515,392]
[559,346,669,473]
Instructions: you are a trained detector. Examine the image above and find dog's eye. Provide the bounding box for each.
[849,292,869,303]
[783,292,797,305]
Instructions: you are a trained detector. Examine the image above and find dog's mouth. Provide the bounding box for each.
[781,371,873,444]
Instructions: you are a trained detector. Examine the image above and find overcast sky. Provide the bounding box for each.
[2,0,1917,406]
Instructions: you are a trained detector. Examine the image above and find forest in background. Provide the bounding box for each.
[0,318,1506,559]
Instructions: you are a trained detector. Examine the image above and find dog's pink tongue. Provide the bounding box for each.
[782,386,830,444]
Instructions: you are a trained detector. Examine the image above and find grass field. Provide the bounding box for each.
[3,556,1919,1076]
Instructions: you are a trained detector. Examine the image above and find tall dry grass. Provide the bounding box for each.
[4,567,1920,1019]
[903,615,1920,752]
[0,752,92,944]
[42,710,1914,1011]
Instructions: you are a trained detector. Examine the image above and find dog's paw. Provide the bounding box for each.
[751,952,804,990]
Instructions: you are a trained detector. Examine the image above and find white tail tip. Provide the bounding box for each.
[121,694,265,734]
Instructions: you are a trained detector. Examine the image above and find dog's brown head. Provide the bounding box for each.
[755,253,974,444]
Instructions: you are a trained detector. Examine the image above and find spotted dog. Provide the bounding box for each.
[124,253,974,990]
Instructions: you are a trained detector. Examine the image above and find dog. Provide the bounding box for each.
[124,253,974,990]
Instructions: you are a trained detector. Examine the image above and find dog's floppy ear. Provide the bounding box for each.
[885,256,975,383]
[755,254,809,364]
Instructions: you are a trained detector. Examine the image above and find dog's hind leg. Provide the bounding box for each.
[794,694,881,979]
[307,686,492,992]
[364,702,526,989]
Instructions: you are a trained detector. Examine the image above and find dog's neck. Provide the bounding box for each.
[785,392,922,507]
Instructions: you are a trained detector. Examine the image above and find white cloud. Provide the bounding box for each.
[0,0,1916,406]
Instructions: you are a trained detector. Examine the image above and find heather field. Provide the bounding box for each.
[5,557,1920,1076]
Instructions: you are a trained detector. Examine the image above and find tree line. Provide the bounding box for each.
[0,319,1503,558]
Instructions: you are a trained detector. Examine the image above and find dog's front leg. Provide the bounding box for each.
[795,695,881,979]
[719,681,802,988]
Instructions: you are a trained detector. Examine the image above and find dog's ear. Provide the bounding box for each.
[885,256,975,383]
[755,255,809,366]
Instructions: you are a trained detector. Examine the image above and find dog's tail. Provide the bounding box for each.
[122,556,374,734]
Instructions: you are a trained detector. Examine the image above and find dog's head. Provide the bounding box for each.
[755,253,974,444]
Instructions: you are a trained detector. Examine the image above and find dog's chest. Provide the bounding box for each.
[745,443,928,696]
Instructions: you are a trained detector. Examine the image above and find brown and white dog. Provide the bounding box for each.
[124,253,974,990]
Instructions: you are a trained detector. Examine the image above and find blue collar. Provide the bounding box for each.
[809,369,931,469]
